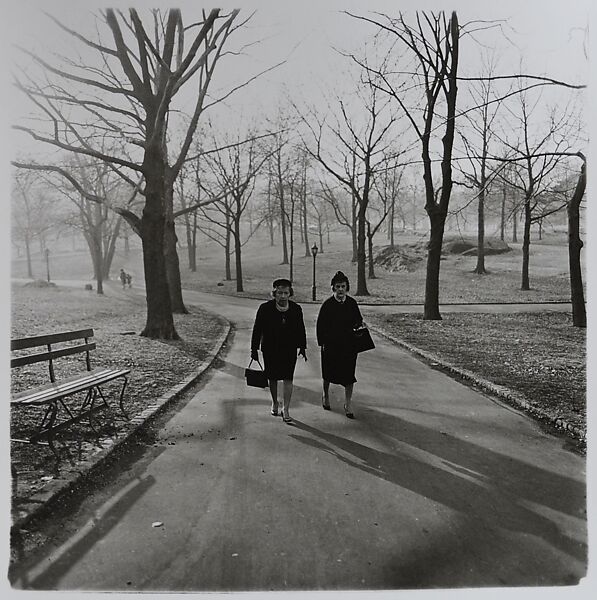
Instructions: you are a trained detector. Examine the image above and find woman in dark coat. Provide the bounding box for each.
[316,271,363,418]
[251,278,307,423]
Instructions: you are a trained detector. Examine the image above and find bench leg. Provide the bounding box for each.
[95,378,129,420]
[118,376,129,419]
[44,404,61,462]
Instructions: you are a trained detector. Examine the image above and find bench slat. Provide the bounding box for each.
[12,368,130,406]
[11,329,95,351]
[11,342,97,368]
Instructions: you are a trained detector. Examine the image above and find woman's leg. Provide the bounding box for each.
[268,379,279,413]
[322,380,331,408]
[282,379,293,419]
[344,383,354,417]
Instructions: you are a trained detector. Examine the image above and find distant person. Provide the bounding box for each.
[119,268,127,290]
[250,278,307,423]
[316,271,364,419]
[126,273,132,288]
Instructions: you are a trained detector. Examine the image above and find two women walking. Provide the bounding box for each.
[250,271,365,423]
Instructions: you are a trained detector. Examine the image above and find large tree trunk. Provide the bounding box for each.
[473,177,487,274]
[140,144,178,339]
[234,218,243,292]
[190,211,197,272]
[225,211,232,280]
[280,194,289,265]
[164,183,188,314]
[424,211,445,320]
[355,199,369,296]
[367,222,376,279]
[184,211,195,271]
[521,199,532,290]
[500,182,506,241]
[422,12,458,320]
[351,191,358,263]
[568,162,586,327]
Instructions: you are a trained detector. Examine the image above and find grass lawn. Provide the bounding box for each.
[12,230,577,305]
[178,231,575,304]
[366,311,586,436]
[9,282,227,500]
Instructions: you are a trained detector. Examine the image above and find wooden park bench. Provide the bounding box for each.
[10,328,130,459]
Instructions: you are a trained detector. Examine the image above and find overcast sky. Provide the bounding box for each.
[2,0,590,136]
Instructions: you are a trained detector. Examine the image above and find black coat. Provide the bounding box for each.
[316,295,363,385]
[251,300,307,354]
[316,295,363,349]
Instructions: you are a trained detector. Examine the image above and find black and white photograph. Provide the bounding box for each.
[2,0,593,597]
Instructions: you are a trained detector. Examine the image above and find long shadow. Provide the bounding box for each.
[219,357,585,514]
[210,356,586,561]
[10,473,157,590]
[358,405,586,518]
[219,357,586,508]
[289,419,586,563]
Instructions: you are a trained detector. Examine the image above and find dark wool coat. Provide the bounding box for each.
[251,300,307,380]
[316,295,363,385]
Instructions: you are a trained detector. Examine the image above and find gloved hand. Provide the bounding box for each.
[298,348,307,361]
[251,349,258,361]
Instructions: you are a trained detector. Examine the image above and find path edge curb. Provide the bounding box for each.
[11,317,234,533]
[368,324,586,444]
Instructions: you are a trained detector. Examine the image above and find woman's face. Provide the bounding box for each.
[274,286,291,306]
[332,281,348,300]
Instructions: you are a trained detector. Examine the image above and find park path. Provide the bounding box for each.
[10,287,586,591]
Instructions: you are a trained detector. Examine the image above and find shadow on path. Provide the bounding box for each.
[289,418,586,564]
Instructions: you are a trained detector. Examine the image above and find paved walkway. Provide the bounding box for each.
[9,287,587,591]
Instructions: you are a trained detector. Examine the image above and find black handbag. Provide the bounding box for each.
[245,359,269,388]
[353,326,375,353]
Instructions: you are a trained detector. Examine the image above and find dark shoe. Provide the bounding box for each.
[271,403,279,416]
[282,411,293,423]
[344,405,355,419]
[322,396,331,411]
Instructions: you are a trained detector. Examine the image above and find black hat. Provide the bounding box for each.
[330,271,349,290]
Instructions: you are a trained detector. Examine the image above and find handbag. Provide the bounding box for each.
[353,326,375,353]
[245,358,269,388]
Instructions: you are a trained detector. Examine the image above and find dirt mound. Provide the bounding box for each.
[373,243,427,272]
[443,237,511,256]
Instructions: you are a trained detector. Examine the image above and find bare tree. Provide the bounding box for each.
[201,130,271,292]
[319,180,358,261]
[350,11,460,316]
[13,8,241,338]
[458,56,503,274]
[365,191,392,279]
[46,157,133,294]
[299,76,399,295]
[11,170,58,279]
[374,157,404,247]
[499,87,579,291]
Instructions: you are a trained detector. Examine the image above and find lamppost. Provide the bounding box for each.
[311,243,318,301]
[44,248,51,283]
